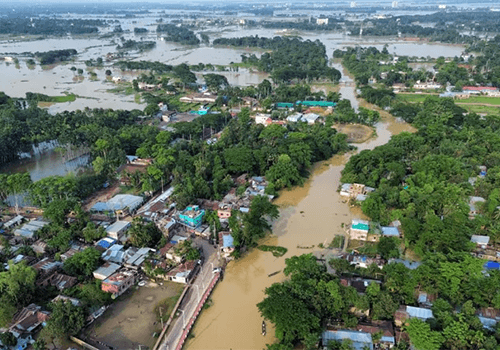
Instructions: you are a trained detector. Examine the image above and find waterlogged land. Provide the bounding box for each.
[0,22,464,113]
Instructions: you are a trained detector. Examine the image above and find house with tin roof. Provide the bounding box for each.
[395,305,434,327]
[381,226,400,237]
[322,329,373,350]
[471,235,490,249]
[166,260,196,284]
[93,262,120,280]
[219,231,235,259]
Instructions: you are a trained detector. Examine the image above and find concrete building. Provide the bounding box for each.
[101,270,137,299]
[217,204,232,219]
[178,205,205,228]
[350,219,370,241]
[316,18,329,25]
[106,220,131,241]
[254,113,272,126]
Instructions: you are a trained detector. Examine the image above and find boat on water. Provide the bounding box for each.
[262,321,266,336]
[268,270,280,277]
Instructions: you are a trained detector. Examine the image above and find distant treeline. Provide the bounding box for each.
[117,39,156,51]
[133,27,148,34]
[35,49,77,65]
[0,18,105,35]
[218,36,341,83]
[114,60,173,73]
[156,24,200,45]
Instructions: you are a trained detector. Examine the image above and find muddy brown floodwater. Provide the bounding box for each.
[186,92,415,350]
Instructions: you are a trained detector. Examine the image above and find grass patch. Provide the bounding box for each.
[118,185,140,195]
[202,298,213,310]
[457,104,500,115]
[258,245,288,257]
[396,94,430,103]
[37,93,77,107]
[462,96,500,105]
[155,291,183,324]
[134,93,142,104]
[329,235,345,249]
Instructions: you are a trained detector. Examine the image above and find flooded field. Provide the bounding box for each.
[0,21,464,113]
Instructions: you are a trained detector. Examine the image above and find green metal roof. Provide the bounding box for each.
[275,102,294,108]
[296,101,337,107]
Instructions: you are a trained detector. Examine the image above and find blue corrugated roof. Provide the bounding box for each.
[479,316,498,330]
[222,234,234,248]
[380,336,395,344]
[484,261,500,270]
[406,306,433,320]
[97,238,117,249]
[381,227,400,237]
[388,258,422,270]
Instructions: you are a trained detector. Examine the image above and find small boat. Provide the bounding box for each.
[268,270,280,277]
[262,321,266,336]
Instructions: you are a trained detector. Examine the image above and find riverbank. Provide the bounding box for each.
[185,74,415,350]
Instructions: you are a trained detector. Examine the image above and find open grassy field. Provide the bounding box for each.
[457,104,500,115]
[462,96,500,105]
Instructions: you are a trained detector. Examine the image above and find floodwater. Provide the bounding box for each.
[0,23,464,112]
[0,141,90,182]
[0,148,90,182]
[186,75,415,350]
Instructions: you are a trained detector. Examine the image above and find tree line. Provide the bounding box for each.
[215,36,341,83]
[156,24,200,45]
[0,18,105,35]
[35,49,77,65]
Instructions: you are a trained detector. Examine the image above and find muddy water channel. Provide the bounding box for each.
[186,85,415,350]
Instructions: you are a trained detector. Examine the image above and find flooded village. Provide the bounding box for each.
[1,1,500,350]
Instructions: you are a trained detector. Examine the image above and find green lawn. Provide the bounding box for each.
[457,104,500,115]
[462,96,500,105]
[50,94,77,103]
[396,94,430,103]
